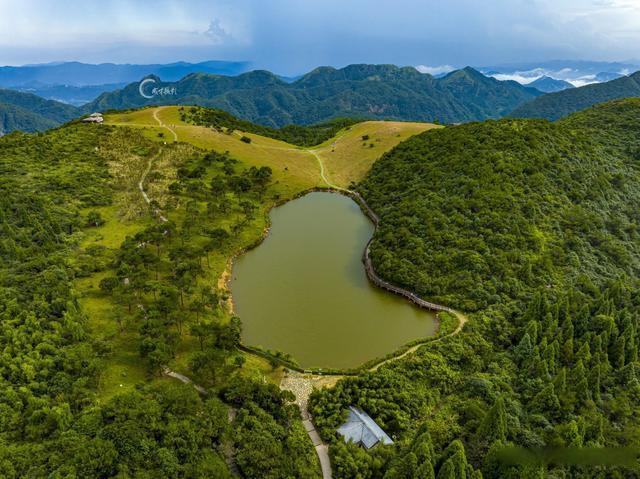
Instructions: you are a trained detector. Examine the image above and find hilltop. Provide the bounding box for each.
[84,64,541,126]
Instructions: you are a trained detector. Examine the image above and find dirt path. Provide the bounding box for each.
[308,149,345,191]
[162,366,207,394]
[138,150,169,222]
[153,107,178,142]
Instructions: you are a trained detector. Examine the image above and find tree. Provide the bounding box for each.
[530,384,560,417]
[477,397,507,443]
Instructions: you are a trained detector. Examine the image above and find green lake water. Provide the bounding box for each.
[231,192,438,369]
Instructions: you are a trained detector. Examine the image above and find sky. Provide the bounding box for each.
[0,0,639,75]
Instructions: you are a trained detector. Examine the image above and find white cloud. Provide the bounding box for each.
[490,73,541,84]
[203,18,233,44]
[415,65,455,75]
[568,75,599,87]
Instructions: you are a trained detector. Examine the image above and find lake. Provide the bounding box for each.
[231,192,438,369]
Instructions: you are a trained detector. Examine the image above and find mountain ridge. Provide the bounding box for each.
[83,64,541,127]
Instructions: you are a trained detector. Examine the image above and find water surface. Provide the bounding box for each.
[231,192,437,369]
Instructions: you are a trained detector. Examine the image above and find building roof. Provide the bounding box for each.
[337,406,393,449]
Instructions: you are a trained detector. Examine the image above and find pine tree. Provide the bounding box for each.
[477,397,507,443]
[611,335,626,369]
[553,368,567,395]
[514,333,533,364]
[530,384,560,416]
[437,459,458,479]
[438,440,468,479]
[562,337,574,365]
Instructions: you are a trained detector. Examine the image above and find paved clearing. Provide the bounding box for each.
[281,371,340,479]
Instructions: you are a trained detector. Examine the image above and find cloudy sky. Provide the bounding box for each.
[0,0,639,74]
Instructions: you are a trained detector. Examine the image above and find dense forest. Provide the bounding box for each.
[0,102,58,135]
[511,71,640,120]
[0,124,319,477]
[309,99,640,478]
[0,88,80,134]
[84,65,540,127]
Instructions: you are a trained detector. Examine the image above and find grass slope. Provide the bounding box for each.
[105,106,438,190]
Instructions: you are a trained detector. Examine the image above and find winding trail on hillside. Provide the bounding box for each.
[308,149,343,190]
[153,107,178,142]
[138,150,168,222]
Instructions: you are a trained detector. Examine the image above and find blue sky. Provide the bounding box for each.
[0,0,639,74]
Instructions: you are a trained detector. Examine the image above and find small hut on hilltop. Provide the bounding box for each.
[82,112,104,123]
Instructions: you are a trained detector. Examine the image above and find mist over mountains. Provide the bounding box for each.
[480,59,639,87]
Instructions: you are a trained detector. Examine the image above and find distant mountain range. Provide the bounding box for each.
[0,61,252,105]
[83,64,541,127]
[0,60,252,87]
[4,61,640,135]
[481,59,639,87]
[13,83,128,107]
[511,70,640,120]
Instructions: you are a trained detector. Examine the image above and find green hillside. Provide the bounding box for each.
[310,99,640,478]
[0,88,80,134]
[0,102,58,134]
[84,64,540,126]
[0,121,324,478]
[511,70,640,120]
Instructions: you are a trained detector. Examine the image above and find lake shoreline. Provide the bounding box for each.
[220,187,455,373]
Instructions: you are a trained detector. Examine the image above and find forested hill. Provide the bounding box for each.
[0,102,58,135]
[308,98,640,478]
[359,98,640,311]
[0,88,79,134]
[83,64,541,127]
[511,70,640,120]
